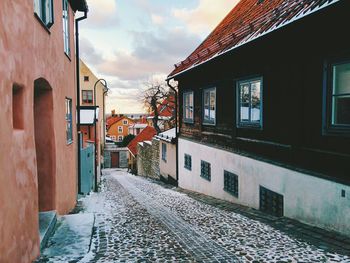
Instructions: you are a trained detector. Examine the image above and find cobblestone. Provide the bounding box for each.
[39,169,350,262]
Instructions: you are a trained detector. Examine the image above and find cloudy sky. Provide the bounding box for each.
[80,0,239,114]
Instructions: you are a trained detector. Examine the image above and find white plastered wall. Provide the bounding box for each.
[179,137,350,236]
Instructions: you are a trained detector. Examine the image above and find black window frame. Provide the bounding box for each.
[183,91,194,123]
[323,58,350,136]
[202,87,216,125]
[236,77,263,129]
[184,154,192,171]
[34,0,54,29]
[223,170,239,198]
[161,143,167,162]
[200,160,211,181]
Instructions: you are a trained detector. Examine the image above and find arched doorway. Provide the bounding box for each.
[34,78,56,212]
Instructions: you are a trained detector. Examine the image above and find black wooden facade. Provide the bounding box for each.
[174,2,350,185]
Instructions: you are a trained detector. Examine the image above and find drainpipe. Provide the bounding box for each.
[75,10,88,194]
[93,79,108,192]
[166,80,178,184]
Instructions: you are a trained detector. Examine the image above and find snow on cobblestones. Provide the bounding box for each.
[121,171,350,263]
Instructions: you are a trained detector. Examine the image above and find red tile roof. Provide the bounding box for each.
[168,0,340,79]
[150,96,175,118]
[127,126,157,156]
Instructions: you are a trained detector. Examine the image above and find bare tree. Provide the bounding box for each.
[141,80,175,134]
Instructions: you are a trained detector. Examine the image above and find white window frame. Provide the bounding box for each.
[65,98,73,144]
[118,126,123,133]
[183,91,194,123]
[62,0,70,56]
[202,87,216,125]
[237,77,263,129]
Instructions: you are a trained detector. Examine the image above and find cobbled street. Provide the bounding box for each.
[39,169,350,263]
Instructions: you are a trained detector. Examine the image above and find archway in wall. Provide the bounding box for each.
[34,78,56,212]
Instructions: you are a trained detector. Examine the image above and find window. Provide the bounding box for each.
[237,78,262,128]
[118,126,123,133]
[123,120,128,125]
[84,76,89,82]
[82,90,93,104]
[184,154,192,170]
[203,88,216,125]
[62,0,70,55]
[34,0,54,28]
[259,186,284,217]
[183,91,194,123]
[65,98,73,143]
[325,60,350,132]
[12,84,24,130]
[200,160,211,181]
[118,135,123,142]
[224,171,238,198]
[162,143,167,162]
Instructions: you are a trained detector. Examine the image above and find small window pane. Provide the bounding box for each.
[184,154,192,170]
[203,88,216,124]
[240,84,250,121]
[332,63,350,125]
[251,81,261,122]
[183,92,194,122]
[200,160,211,181]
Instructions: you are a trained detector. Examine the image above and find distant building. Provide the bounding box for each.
[156,128,177,185]
[107,115,135,142]
[0,0,88,261]
[79,60,108,178]
[167,0,350,236]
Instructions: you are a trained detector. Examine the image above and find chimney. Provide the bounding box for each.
[111,109,115,116]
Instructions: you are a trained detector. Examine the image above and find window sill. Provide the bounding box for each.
[237,123,262,130]
[323,126,350,137]
[66,140,73,146]
[184,166,192,171]
[223,188,239,198]
[184,119,194,124]
[64,52,72,61]
[34,13,51,34]
[200,175,211,182]
[202,122,216,126]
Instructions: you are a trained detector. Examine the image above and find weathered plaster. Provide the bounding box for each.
[0,1,78,261]
[179,138,350,236]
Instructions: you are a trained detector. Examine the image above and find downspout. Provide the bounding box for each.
[166,80,178,184]
[76,10,88,194]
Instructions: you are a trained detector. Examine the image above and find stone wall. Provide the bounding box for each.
[137,138,160,179]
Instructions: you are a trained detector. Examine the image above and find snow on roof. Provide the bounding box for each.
[127,126,157,156]
[156,128,176,143]
[168,0,341,79]
[80,108,99,125]
[129,123,148,129]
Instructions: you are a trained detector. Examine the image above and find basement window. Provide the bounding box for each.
[12,84,24,130]
[224,171,238,198]
[200,160,211,181]
[184,154,192,171]
[259,186,284,217]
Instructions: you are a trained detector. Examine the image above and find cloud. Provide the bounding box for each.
[96,28,201,81]
[172,0,239,36]
[151,14,164,25]
[84,0,119,28]
[80,37,103,65]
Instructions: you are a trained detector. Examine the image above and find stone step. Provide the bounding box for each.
[39,211,57,251]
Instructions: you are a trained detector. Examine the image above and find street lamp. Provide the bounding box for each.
[93,78,108,192]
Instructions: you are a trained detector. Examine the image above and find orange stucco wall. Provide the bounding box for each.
[0,1,78,262]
